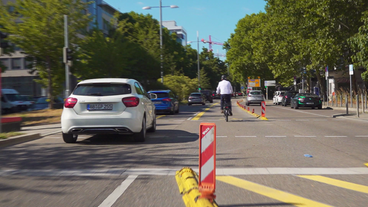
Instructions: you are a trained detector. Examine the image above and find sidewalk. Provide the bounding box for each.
[0,123,61,148]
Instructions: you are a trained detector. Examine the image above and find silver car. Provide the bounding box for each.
[188,92,206,105]
[245,90,265,106]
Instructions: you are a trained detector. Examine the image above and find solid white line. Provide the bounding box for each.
[98,175,137,207]
[324,136,347,138]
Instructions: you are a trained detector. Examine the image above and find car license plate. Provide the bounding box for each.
[306,102,314,105]
[87,104,113,111]
[154,101,162,104]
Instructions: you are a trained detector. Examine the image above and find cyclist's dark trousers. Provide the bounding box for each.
[220,94,232,110]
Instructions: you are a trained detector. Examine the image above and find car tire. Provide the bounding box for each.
[210,100,213,103]
[134,117,146,142]
[318,104,322,109]
[295,104,299,109]
[202,103,205,105]
[170,106,175,115]
[175,106,179,114]
[62,133,78,143]
[147,116,156,132]
[188,103,191,106]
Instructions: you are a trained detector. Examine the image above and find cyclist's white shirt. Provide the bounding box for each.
[216,80,233,95]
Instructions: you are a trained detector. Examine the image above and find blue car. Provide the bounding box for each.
[148,90,179,114]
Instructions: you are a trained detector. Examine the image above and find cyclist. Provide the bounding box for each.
[216,75,233,115]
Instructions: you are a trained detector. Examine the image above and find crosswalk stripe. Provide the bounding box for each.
[217,176,332,207]
[297,175,368,194]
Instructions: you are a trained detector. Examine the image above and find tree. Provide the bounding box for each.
[0,0,91,108]
[160,75,198,101]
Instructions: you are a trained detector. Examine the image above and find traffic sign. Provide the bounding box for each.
[349,64,354,75]
[264,80,276,87]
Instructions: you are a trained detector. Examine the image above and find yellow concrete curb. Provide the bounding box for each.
[365,163,368,167]
[236,101,268,120]
[175,167,218,207]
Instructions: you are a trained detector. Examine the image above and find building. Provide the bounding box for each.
[162,21,187,46]
[0,0,119,97]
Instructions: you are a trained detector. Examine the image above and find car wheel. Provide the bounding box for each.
[188,103,191,106]
[295,104,299,109]
[62,133,78,143]
[170,106,175,115]
[210,100,213,103]
[175,106,179,113]
[290,102,294,108]
[318,104,322,109]
[246,102,249,106]
[147,116,156,132]
[134,117,146,142]
[311,107,315,109]
[202,103,205,105]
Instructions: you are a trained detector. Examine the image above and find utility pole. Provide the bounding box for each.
[64,15,70,99]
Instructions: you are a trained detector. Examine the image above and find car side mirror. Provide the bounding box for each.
[149,93,157,99]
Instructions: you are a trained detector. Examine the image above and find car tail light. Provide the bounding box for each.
[298,98,305,102]
[189,96,193,99]
[248,94,252,97]
[285,96,288,99]
[64,97,78,108]
[122,97,139,107]
[162,98,171,102]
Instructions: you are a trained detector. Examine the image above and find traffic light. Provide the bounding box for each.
[63,47,73,63]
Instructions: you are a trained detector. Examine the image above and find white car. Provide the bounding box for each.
[61,78,157,143]
[272,91,286,105]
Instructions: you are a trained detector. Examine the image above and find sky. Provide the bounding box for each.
[104,0,267,61]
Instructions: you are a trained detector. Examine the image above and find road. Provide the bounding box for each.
[0,97,367,207]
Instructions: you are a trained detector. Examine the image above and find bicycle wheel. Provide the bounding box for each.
[225,109,228,122]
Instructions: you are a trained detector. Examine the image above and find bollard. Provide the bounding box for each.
[252,109,254,113]
[199,123,216,202]
[345,94,349,115]
[340,95,343,107]
[361,94,364,113]
[357,95,359,117]
[261,101,266,117]
[247,107,250,111]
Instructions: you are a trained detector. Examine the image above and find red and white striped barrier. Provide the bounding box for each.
[261,101,266,117]
[199,123,216,201]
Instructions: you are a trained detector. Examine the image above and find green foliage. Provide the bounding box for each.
[160,75,198,101]
[0,0,91,108]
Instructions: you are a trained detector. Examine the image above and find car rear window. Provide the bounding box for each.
[155,92,169,98]
[191,93,201,97]
[250,91,261,95]
[73,83,131,96]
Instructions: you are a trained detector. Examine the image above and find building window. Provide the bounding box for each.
[12,58,22,70]
[24,59,33,69]
[0,58,10,70]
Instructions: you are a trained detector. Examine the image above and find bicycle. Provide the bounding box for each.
[223,100,231,122]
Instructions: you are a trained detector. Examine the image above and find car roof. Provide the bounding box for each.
[77,78,135,85]
[190,92,201,94]
[148,90,170,93]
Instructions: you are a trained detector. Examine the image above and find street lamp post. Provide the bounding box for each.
[143,1,178,84]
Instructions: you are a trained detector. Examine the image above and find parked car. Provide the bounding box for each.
[237,92,243,96]
[273,91,286,105]
[1,88,30,112]
[200,90,213,103]
[245,90,265,106]
[290,93,322,109]
[281,91,298,106]
[211,91,220,99]
[148,90,179,114]
[31,96,64,110]
[61,78,157,143]
[188,92,206,105]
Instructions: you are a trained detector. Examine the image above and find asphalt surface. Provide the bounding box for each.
[1,100,367,148]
